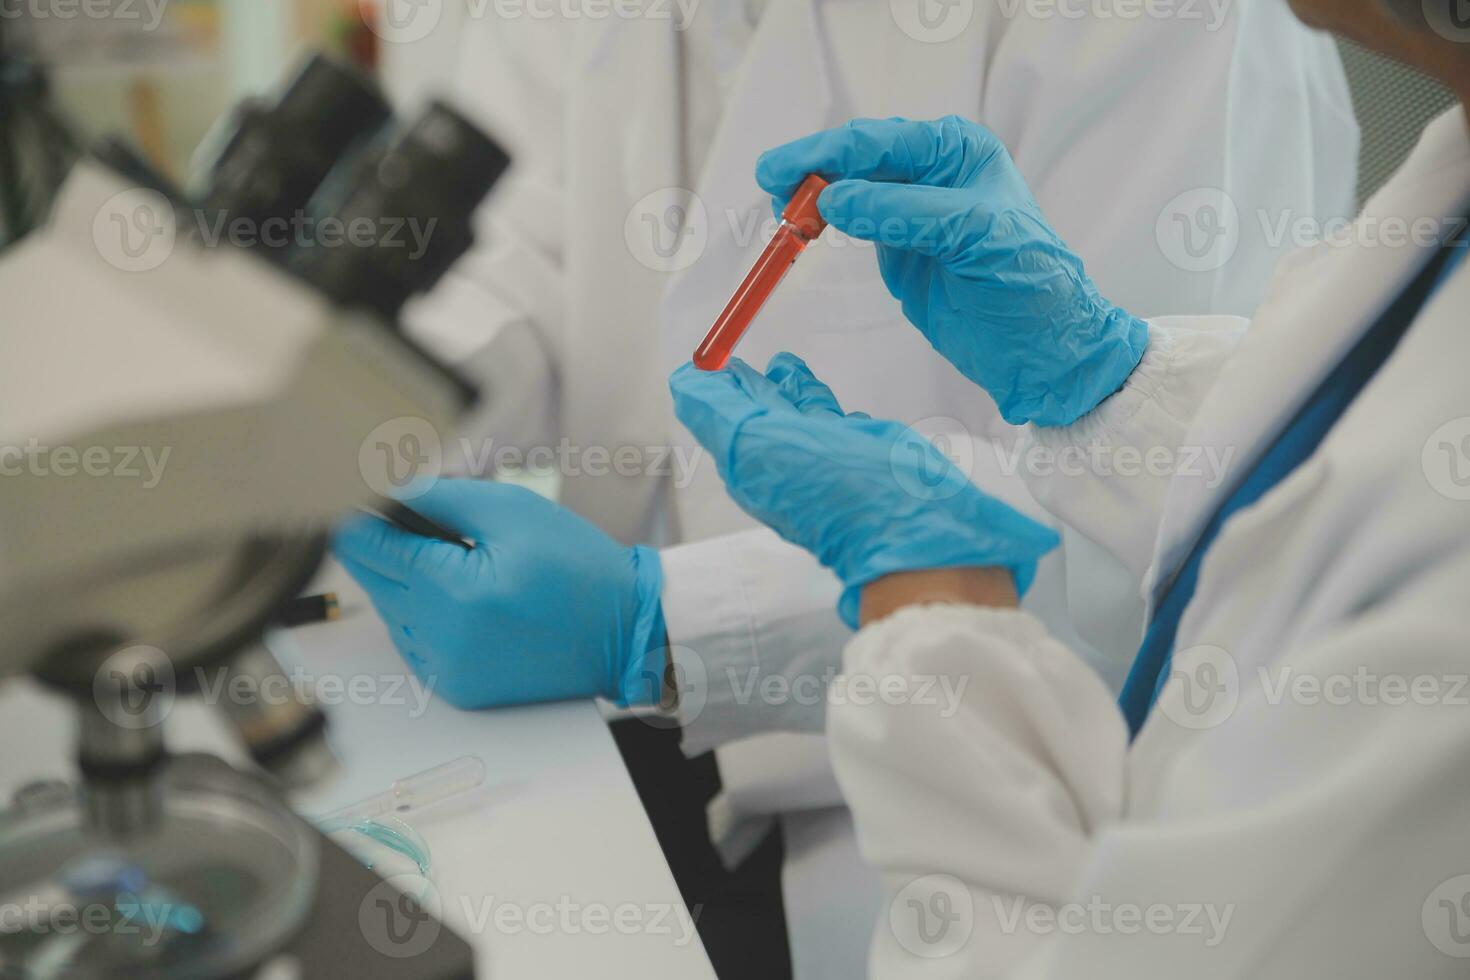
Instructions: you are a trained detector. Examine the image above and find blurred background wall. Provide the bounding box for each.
[29,0,462,181]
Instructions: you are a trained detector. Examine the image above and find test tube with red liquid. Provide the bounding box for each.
[693,174,829,370]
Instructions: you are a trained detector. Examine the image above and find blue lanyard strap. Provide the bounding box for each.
[1118,237,1468,737]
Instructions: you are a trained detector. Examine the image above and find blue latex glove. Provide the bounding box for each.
[333,480,667,710]
[670,354,1060,627]
[756,116,1149,427]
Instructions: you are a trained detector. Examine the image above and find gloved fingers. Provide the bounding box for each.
[723,357,784,401]
[764,352,846,418]
[332,514,416,585]
[755,116,999,203]
[337,554,414,621]
[670,361,776,468]
[817,180,979,261]
[332,510,473,588]
[385,477,511,541]
[731,357,844,419]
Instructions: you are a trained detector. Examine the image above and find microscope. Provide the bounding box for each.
[0,50,508,979]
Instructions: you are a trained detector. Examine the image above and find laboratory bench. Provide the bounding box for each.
[0,560,718,980]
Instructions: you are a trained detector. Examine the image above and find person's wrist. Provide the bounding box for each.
[858,567,1018,628]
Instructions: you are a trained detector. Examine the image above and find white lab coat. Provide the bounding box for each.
[396,2,1358,975]
[820,108,1470,977]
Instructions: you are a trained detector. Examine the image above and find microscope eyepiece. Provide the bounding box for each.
[195,54,392,254]
[291,101,511,321]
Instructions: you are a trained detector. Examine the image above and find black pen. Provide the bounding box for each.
[277,592,341,627]
[359,497,475,550]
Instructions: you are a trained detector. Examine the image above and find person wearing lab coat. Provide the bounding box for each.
[342,1,1357,974]
[662,0,1470,974]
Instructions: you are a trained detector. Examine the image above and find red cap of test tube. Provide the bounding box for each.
[781,173,829,241]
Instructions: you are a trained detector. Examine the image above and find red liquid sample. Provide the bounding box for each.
[694,174,829,370]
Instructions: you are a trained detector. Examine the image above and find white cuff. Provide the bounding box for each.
[660,528,847,757]
[1022,315,1247,581]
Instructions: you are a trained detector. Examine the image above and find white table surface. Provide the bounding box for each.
[0,562,717,980]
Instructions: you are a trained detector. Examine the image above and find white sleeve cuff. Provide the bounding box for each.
[1022,315,1247,580]
[660,528,848,757]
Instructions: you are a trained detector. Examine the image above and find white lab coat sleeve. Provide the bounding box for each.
[659,316,1248,766]
[660,417,1077,760]
[831,550,1470,979]
[399,14,573,460]
[660,528,847,758]
[827,604,1127,978]
[1020,315,1249,583]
